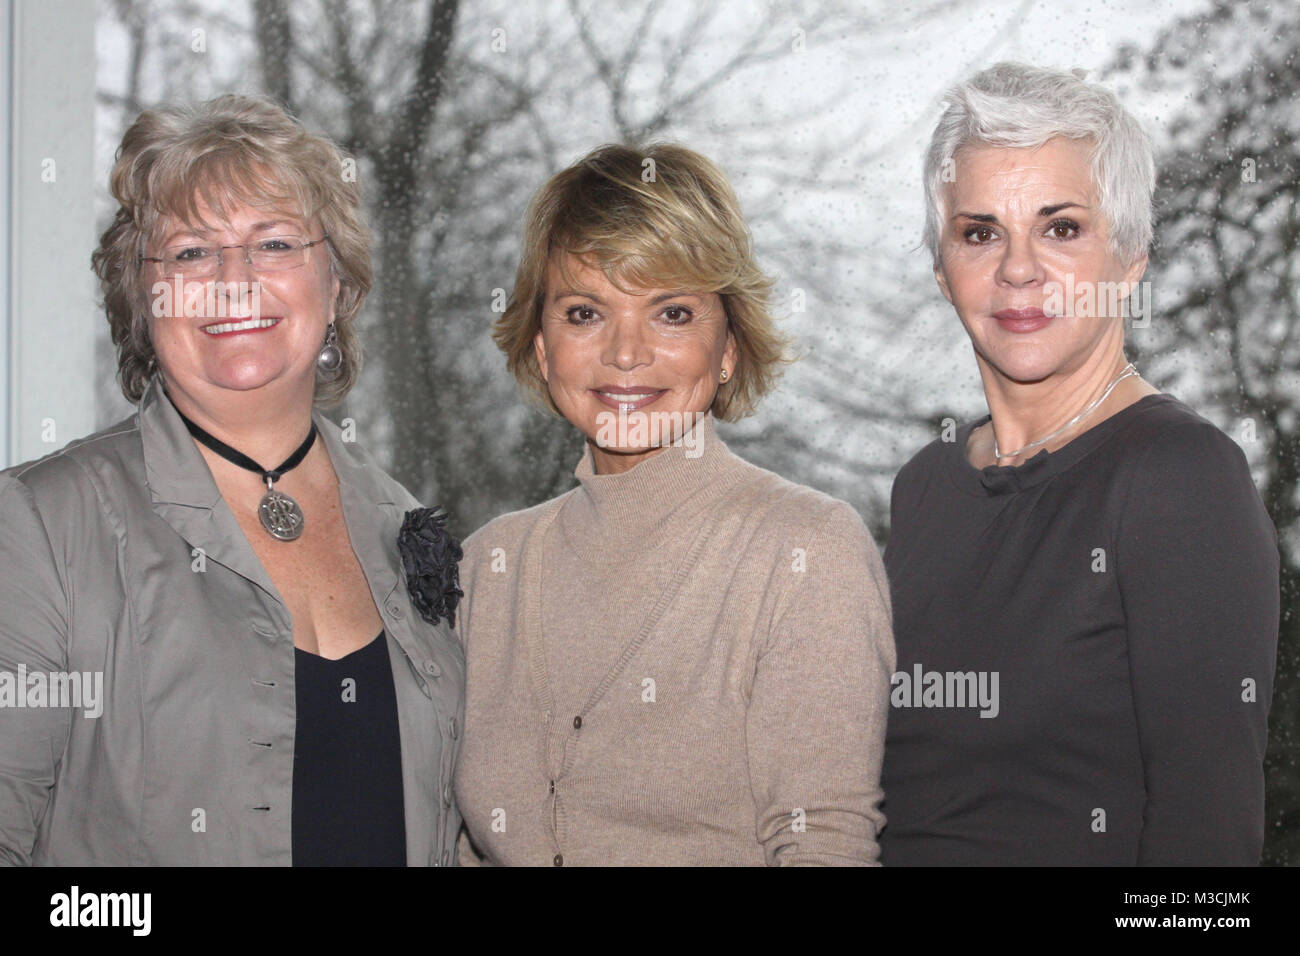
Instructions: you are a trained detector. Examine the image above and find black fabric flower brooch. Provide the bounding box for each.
[397,507,464,629]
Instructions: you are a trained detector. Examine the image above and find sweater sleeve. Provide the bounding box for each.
[1115,422,1279,865]
[746,499,896,866]
[450,527,485,866]
[0,476,74,866]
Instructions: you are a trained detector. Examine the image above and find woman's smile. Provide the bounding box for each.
[991,308,1051,333]
[591,385,668,411]
[200,316,283,336]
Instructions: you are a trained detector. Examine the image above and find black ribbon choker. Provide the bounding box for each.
[167,391,318,541]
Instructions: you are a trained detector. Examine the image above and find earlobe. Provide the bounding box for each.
[534,330,548,383]
[1125,253,1149,287]
[324,266,341,326]
[934,261,955,305]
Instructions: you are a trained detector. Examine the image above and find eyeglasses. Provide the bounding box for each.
[139,235,330,278]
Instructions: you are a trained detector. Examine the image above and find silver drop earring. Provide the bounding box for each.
[317,322,343,373]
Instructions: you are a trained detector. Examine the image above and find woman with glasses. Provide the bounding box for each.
[0,95,464,865]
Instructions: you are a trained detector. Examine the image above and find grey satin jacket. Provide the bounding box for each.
[0,375,465,865]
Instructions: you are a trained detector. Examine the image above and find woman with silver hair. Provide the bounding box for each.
[880,62,1278,865]
[0,95,464,865]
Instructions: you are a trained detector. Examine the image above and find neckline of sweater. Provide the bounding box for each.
[557,412,749,558]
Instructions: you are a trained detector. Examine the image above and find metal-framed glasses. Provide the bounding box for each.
[139,235,330,278]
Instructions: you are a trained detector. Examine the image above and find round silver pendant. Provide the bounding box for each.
[259,489,305,541]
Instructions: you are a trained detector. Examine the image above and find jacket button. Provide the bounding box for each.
[450,716,460,739]
[423,660,442,678]
[572,715,582,730]
[429,851,440,866]
[386,601,405,619]
[549,780,555,794]
[553,854,563,867]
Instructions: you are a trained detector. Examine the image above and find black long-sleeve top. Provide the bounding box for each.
[879,393,1279,865]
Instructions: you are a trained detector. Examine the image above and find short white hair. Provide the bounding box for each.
[923,61,1155,266]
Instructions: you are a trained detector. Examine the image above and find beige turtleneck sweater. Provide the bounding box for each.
[452,413,895,866]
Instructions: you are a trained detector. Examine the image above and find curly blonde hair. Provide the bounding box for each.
[493,142,792,421]
[92,94,372,405]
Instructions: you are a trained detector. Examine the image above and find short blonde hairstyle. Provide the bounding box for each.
[92,94,372,405]
[493,142,791,421]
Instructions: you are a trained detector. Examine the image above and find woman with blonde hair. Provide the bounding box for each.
[453,143,895,866]
[0,95,464,866]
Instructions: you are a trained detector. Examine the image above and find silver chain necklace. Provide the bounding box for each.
[993,363,1139,462]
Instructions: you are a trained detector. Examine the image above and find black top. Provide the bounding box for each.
[292,632,407,866]
[880,393,1279,865]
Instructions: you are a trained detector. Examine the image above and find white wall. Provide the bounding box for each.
[5,0,97,469]
[0,0,11,468]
